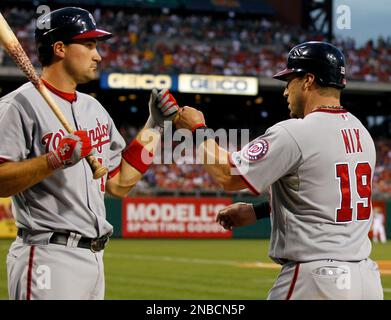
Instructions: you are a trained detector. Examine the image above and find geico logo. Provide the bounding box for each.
[190,78,248,91]
[126,203,227,222]
[107,73,172,89]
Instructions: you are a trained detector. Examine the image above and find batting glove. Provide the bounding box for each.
[47,130,93,170]
[144,88,180,129]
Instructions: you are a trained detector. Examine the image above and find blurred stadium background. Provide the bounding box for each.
[0,0,390,299]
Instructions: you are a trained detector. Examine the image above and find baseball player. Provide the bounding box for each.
[175,41,383,300]
[0,7,178,300]
[372,207,386,243]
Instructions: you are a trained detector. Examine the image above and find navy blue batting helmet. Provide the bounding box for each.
[273,41,347,89]
[35,7,112,47]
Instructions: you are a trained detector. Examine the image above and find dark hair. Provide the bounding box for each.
[37,44,54,67]
[36,40,74,67]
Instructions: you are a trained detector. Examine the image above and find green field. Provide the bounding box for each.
[1,239,391,300]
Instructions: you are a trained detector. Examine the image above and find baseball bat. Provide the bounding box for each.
[173,112,180,124]
[0,12,107,179]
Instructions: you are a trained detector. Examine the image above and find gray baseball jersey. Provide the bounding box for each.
[230,108,376,264]
[1,81,126,300]
[0,82,125,237]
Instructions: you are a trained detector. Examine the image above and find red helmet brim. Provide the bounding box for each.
[72,29,112,40]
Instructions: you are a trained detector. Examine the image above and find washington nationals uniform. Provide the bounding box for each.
[0,81,125,299]
[230,107,383,299]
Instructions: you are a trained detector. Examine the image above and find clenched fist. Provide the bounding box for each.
[47,131,93,170]
[216,202,257,231]
[175,106,206,131]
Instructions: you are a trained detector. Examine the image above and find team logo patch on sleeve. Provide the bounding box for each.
[242,139,269,161]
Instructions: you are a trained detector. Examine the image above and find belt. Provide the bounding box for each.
[17,229,109,252]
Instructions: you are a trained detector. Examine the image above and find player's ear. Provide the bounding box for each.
[303,73,316,90]
[52,41,66,59]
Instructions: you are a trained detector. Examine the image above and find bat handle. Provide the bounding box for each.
[38,87,108,180]
[173,110,180,126]
[85,154,108,179]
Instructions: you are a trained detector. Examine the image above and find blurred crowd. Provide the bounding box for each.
[1,7,391,82]
[0,6,390,197]
[373,139,391,198]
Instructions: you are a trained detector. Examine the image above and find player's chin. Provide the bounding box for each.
[90,69,99,78]
[82,71,98,82]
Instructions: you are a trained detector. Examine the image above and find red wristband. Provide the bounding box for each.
[122,139,154,174]
[191,123,207,133]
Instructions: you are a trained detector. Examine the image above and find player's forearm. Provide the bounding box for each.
[198,139,246,191]
[0,155,55,197]
[106,128,161,198]
[105,158,142,198]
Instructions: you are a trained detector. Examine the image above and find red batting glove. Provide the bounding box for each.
[47,130,93,170]
[157,89,180,118]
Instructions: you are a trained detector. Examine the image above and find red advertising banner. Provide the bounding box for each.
[122,197,233,238]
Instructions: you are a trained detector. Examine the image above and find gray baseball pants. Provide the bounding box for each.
[7,235,105,300]
[268,258,383,300]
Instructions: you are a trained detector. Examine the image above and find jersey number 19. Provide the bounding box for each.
[335,162,372,223]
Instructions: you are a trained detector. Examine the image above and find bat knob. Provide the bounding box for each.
[173,111,180,125]
[93,166,108,180]
[86,154,108,180]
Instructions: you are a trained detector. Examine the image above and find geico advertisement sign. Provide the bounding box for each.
[178,74,258,95]
[102,73,172,90]
[122,197,232,238]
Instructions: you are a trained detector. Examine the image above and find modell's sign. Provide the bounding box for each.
[122,197,232,238]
